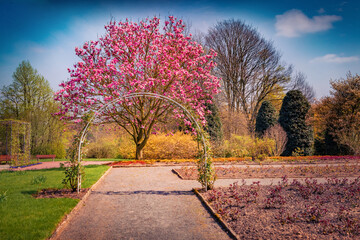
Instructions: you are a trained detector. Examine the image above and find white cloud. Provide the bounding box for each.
[310,54,359,63]
[275,9,341,37]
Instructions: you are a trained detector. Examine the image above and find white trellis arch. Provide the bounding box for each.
[77,92,211,192]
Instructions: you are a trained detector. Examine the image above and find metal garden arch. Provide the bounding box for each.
[77,92,211,192]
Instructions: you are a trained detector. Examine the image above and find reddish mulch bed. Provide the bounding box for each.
[174,164,360,180]
[211,156,360,165]
[33,188,90,200]
[109,161,147,167]
[200,177,360,239]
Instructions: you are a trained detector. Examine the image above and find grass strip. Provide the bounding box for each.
[30,158,125,162]
[0,165,109,240]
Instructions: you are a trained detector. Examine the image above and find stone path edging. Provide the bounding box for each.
[111,163,196,168]
[193,188,239,240]
[48,166,113,240]
[171,168,184,179]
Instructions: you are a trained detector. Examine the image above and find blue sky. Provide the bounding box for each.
[1,0,359,98]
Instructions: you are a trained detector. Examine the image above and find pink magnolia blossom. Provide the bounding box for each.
[54,16,220,159]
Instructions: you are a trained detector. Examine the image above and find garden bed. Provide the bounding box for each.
[109,160,147,167]
[33,188,89,200]
[174,164,360,180]
[198,177,360,239]
[211,155,360,165]
[9,162,42,168]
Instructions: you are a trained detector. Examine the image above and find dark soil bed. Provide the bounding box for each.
[211,156,360,166]
[200,177,360,239]
[175,164,360,179]
[33,188,90,199]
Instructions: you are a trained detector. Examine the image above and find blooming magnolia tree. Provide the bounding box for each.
[54,16,220,159]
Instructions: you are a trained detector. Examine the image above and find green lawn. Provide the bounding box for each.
[0,165,109,240]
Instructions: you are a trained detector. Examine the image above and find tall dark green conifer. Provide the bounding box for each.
[205,102,223,143]
[279,90,313,156]
[255,100,277,137]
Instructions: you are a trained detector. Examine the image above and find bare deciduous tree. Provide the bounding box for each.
[264,123,287,156]
[205,19,292,133]
[288,72,316,103]
[219,109,249,139]
[328,73,360,155]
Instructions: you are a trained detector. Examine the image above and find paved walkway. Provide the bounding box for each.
[55,167,231,240]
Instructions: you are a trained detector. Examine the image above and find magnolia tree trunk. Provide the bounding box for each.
[135,146,144,160]
[134,134,149,160]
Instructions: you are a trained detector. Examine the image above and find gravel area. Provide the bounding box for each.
[54,167,232,240]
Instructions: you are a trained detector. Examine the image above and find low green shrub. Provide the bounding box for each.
[32,142,66,159]
[62,165,82,191]
[86,141,117,158]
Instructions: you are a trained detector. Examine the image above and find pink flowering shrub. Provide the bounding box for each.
[54,16,220,159]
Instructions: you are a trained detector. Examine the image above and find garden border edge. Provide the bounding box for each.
[192,188,239,240]
[171,168,185,179]
[48,166,113,240]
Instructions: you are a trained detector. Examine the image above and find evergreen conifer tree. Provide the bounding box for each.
[255,100,277,137]
[279,90,313,156]
[205,102,223,143]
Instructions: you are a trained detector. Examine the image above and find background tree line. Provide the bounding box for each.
[199,19,357,157]
[0,61,66,158]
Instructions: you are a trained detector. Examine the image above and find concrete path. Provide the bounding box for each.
[55,167,231,240]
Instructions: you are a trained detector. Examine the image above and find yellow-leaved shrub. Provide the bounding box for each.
[85,135,118,158]
[116,135,136,159]
[116,132,198,159]
[216,134,275,160]
[143,132,198,159]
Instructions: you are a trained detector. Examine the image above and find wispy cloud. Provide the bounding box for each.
[310,54,359,63]
[275,9,341,37]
